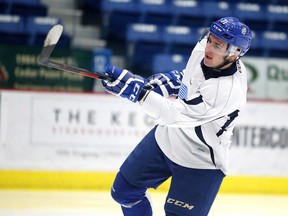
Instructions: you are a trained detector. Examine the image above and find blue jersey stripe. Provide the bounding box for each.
[195,126,216,167]
[182,95,203,105]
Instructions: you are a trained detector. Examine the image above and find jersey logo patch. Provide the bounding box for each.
[178,84,188,100]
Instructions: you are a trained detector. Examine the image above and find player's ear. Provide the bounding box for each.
[234,48,241,58]
[227,48,241,62]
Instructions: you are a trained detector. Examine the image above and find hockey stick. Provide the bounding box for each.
[38,24,113,81]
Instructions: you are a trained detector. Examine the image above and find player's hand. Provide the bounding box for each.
[147,70,183,97]
[101,65,146,103]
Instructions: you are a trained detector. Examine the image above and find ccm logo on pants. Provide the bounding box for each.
[166,198,194,210]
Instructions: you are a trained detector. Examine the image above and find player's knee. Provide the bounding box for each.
[110,172,129,205]
[110,184,141,208]
[110,172,146,207]
[110,186,126,205]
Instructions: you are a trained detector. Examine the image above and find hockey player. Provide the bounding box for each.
[101,17,252,216]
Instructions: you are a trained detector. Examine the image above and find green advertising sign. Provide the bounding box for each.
[0,44,94,91]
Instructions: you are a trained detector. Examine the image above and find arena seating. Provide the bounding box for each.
[1,0,287,75]
[1,0,47,16]
[163,25,197,54]
[127,23,162,43]
[126,23,166,76]
[98,0,288,50]
[95,0,288,75]
[202,1,232,19]
[152,53,189,73]
[0,14,71,47]
[0,14,28,44]
[26,16,70,46]
[0,0,71,47]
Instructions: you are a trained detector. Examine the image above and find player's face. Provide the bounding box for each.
[204,35,229,68]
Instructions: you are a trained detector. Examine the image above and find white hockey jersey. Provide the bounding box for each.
[140,41,248,174]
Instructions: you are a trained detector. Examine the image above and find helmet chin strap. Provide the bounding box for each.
[212,45,241,70]
[213,54,240,70]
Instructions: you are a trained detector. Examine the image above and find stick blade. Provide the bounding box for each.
[44,24,63,47]
[38,24,63,64]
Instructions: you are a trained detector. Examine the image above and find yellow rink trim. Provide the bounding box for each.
[0,170,288,194]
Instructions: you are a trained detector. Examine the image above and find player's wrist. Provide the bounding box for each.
[138,85,153,104]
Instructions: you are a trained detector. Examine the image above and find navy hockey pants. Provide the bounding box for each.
[111,126,225,216]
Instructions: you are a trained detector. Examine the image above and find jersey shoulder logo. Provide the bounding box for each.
[178,84,188,100]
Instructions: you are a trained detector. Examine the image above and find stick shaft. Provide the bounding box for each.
[41,60,113,81]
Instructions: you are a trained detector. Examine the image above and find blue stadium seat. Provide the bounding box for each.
[261,31,288,51]
[233,2,269,31]
[0,14,28,44]
[3,0,47,16]
[267,4,288,31]
[202,1,233,19]
[261,31,288,58]
[267,4,288,22]
[172,0,202,16]
[79,0,103,26]
[163,26,195,45]
[0,14,25,33]
[101,0,140,39]
[163,25,196,54]
[172,0,207,27]
[81,0,101,10]
[272,0,288,5]
[195,27,206,40]
[249,31,263,50]
[234,2,266,20]
[126,23,162,42]
[104,12,141,39]
[138,0,173,25]
[26,16,60,34]
[10,0,40,3]
[1,0,45,5]
[0,1,9,13]
[246,30,265,57]
[26,16,70,46]
[102,0,137,13]
[152,53,189,74]
[126,23,165,76]
[138,0,170,14]
[237,0,276,4]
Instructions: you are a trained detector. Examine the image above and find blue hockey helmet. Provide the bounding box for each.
[209,17,252,56]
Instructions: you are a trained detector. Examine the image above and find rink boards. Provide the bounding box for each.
[0,90,287,194]
[0,170,288,194]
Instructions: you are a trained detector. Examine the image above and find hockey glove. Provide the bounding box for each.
[102,65,146,103]
[147,70,183,97]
